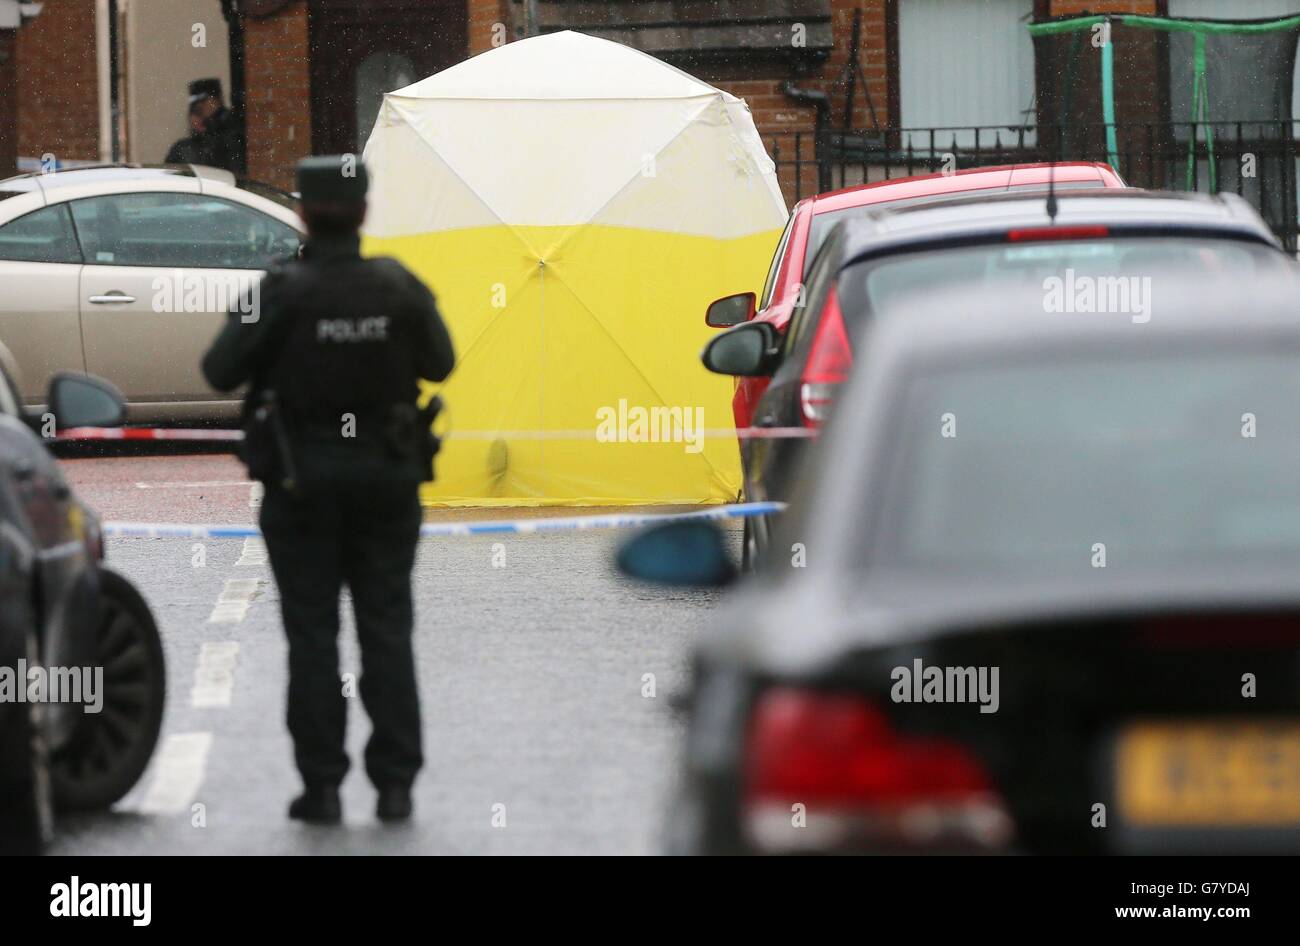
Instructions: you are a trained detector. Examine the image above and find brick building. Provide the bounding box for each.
[1,0,1240,199]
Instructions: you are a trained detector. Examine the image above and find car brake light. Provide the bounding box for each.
[1007,225,1110,242]
[742,688,1013,852]
[799,285,851,428]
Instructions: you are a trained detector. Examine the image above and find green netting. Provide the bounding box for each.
[1028,13,1300,239]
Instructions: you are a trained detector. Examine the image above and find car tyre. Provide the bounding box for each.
[0,628,53,855]
[50,568,165,811]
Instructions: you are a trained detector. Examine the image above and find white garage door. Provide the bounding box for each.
[899,0,1036,150]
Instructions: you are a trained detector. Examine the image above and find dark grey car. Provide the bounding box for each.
[0,357,165,855]
[703,189,1293,565]
[632,269,1300,855]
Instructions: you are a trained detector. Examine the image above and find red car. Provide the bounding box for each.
[705,162,1126,428]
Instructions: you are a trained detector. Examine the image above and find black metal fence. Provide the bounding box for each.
[768,121,1300,251]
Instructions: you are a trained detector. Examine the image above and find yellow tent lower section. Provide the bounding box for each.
[362,223,781,506]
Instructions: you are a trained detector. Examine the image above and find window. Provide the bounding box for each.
[0,204,82,264]
[898,0,1036,149]
[356,51,416,149]
[758,214,795,309]
[68,193,300,269]
[844,238,1288,323]
[781,231,842,362]
[874,352,1300,574]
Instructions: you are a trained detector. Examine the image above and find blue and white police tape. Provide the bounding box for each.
[102,501,787,540]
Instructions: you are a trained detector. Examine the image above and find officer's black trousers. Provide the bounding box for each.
[260,477,424,790]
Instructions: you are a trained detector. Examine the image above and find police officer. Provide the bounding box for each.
[163,102,206,165]
[201,156,455,824]
[165,78,246,174]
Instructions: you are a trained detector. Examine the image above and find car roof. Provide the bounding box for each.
[807,162,1120,214]
[0,163,301,230]
[832,189,1279,262]
[0,164,236,204]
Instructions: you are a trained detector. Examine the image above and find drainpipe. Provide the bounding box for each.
[107,0,120,161]
[782,80,831,193]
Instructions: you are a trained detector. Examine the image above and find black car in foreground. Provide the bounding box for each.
[0,347,164,855]
[703,189,1293,565]
[630,269,1300,854]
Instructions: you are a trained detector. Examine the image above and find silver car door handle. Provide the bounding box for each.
[88,293,136,304]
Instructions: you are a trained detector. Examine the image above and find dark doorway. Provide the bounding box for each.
[309,0,467,155]
[0,31,18,177]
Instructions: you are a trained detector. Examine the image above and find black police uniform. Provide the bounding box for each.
[200,164,454,801]
[164,133,202,165]
[196,106,247,175]
[165,78,246,174]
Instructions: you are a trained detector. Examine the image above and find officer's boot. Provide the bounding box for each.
[289,784,342,825]
[376,785,412,822]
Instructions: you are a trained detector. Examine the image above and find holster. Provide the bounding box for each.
[381,396,443,483]
[242,389,298,492]
[419,395,445,476]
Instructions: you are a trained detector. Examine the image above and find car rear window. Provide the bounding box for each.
[842,237,1289,325]
[873,351,1300,574]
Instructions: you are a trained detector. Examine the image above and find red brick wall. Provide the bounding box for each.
[244,0,312,191]
[694,0,890,202]
[467,0,513,56]
[15,0,100,167]
[704,1,888,129]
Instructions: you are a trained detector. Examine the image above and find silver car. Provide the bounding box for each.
[0,164,303,424]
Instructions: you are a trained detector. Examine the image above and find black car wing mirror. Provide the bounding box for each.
[700,320,779,377]
[617,521,737,588]
[47,373,127,430]
[705,291,756,328]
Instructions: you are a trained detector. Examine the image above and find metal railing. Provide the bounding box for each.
[768,121,1300,250]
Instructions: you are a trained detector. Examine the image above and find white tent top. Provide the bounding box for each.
[364,29,786,235]
[390,29,736,102]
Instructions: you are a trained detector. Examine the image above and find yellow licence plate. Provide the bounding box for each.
[1116,720,1300,827]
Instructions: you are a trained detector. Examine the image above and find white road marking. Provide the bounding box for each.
[207,578,263,624]
[235,537,267,567]
[134,732,213,815]
[191,641,240,708]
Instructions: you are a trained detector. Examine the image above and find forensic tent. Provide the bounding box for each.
[361,30,788,506]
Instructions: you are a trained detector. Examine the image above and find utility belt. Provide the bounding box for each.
[243,391,443,492]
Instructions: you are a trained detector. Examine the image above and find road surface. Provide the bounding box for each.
[50,450,733,855]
